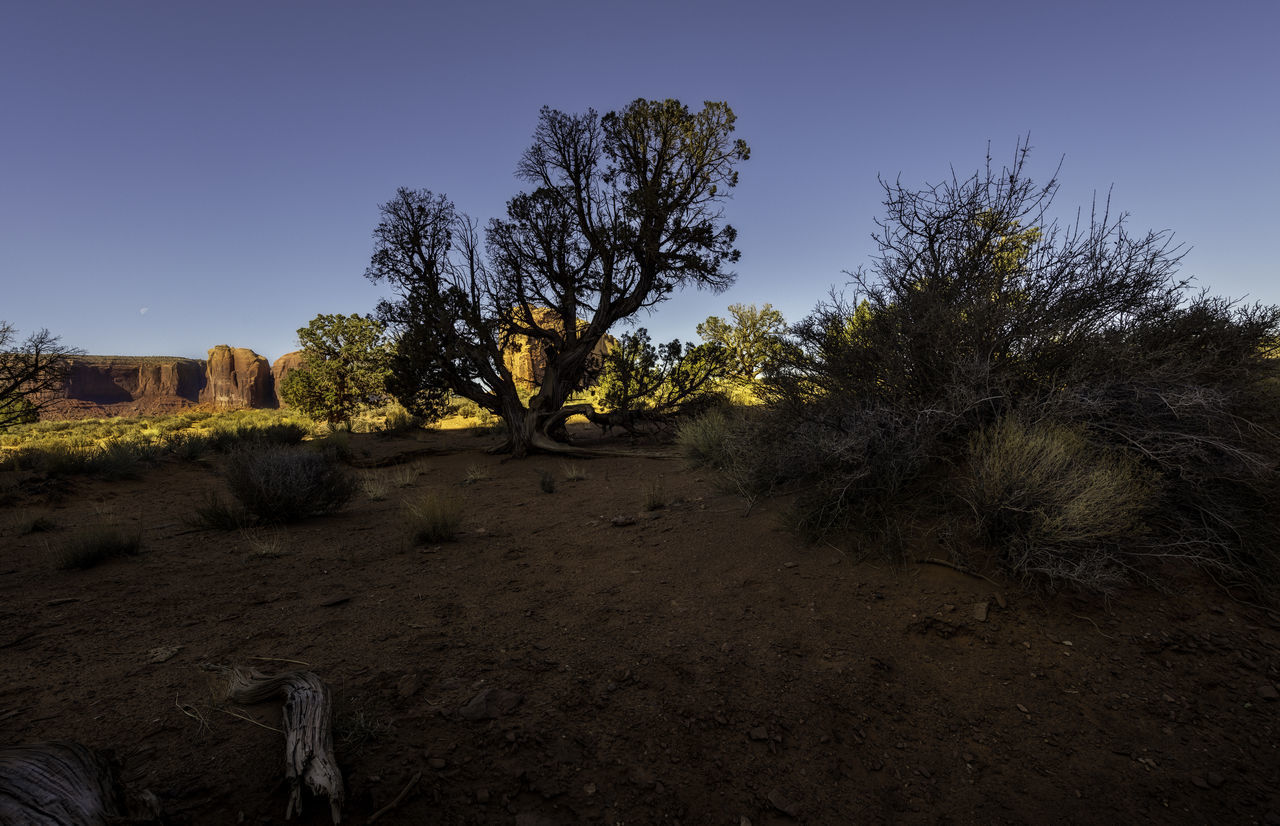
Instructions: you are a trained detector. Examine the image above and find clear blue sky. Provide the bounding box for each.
[3,0,1276,362]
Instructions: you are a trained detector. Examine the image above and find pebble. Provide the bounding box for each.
[1257,685,1279,701]
[973,602,989,622]
[1016,704,1029,714]
[475,788,490,804]
[429,758,446,769]
[748,726,769,741]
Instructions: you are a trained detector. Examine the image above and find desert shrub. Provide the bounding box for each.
[461,464,489,485]
[745,142,1280,592]
[83,439,158,480]
[961,417,1153,591]
[538,469,556,494]
[643,476,668,511]
[359,473,390,501]
[560,462,588,481]
[55,525,142,570]
[190,491,248,531]
[223,445,354,523]
[405,490,462,543]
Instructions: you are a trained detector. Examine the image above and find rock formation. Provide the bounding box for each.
[198,346,274,410]
[44,347,279,418]
[502,308,616,390]
[271,351,305,407]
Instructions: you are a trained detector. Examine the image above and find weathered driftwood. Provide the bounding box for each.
[0,740,158,825]
[225,667,344,823]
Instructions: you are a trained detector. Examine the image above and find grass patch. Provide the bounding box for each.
[461,464,490,486]
[643,476,668,511]
[405,490,463,544]
[55,525,143,570]
[561,462,588,481]
[241,528,289,559]
[191,492,248,531]
[359,473,390,501]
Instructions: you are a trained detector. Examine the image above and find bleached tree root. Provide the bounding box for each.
[224,667,345,824]
[0,741,159,825]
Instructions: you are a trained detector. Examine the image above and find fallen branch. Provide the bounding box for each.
[223,667,345,823]
[0,741,159,824]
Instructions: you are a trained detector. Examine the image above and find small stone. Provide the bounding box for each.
[459,687,524,720]
[584,783,596,796]
[942,603,956,612]
[147,646,182,664]
[610,515,636,527]
[1162,693,1175,703]
[397,674,422,698]
[1016,703,1029,714]
[1257,685,1279,701]
[429,757,446,769]
[963,752,976,763]
[739,818,753,826]
[973,602,989,622]
[993,592,1007,609]
[1191,776,1210,790]
[782,561,798,568]
[767,789,802,818]
[475,788,490,804]
[1207,772,1225,788]
[748,726,769,741]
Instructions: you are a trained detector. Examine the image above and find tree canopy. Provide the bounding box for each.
[366,98,749,456]
[280,313,391,427]
[696,303,790,385]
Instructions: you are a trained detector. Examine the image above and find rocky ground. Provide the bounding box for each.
[1,427,1278,824]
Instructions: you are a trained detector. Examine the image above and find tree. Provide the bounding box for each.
[0,322,81,429]
[280,314,392,428]
[594,328,729,432]
[696,302,790,384]
[366,98,749,456]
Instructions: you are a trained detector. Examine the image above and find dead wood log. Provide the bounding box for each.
[0,741,158,825]
[224,667,344,823]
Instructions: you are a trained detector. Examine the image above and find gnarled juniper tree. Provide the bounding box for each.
[365,99,748,456]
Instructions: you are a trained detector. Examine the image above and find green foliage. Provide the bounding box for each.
[281,313,392,427]
[697,303,791,385]
[405,490,463,544]
[222,445,355,524]
[595,328,729,419]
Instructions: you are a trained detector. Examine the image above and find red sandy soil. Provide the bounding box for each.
[1,427,1278,824]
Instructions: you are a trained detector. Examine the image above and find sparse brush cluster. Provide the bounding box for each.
[0,409,314,477]
[687,144,1280,595]
[200,445,355,527]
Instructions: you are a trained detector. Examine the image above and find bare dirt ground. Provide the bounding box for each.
[2,426,1279,825]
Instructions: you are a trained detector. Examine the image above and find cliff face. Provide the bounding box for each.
[199,346,274,410]
[46,347,279,418]
[271,351,305,407]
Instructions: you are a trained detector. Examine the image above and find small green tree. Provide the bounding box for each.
[696,303,789,384]
[280,314,391,428]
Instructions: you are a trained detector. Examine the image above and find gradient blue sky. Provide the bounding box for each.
[3,0,1276,362]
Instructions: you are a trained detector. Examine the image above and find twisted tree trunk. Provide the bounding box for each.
[0,741,158,825]
[225,667,344,824]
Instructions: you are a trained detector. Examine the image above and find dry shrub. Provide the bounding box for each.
[962,417,1152,591]
[405,490,463,544]
[223,445,354,524]
[55,524,142,570]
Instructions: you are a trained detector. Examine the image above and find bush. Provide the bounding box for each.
[405,490,462,544]
[223,445,354,523]
[961,417,1152,591]
[56,525,142,570]
[745,142,1280,593]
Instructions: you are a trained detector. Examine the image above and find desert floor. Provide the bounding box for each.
[2,426,1278,825]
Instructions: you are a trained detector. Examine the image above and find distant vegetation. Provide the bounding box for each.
[280,313,393,429]
[0,409,313,475]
